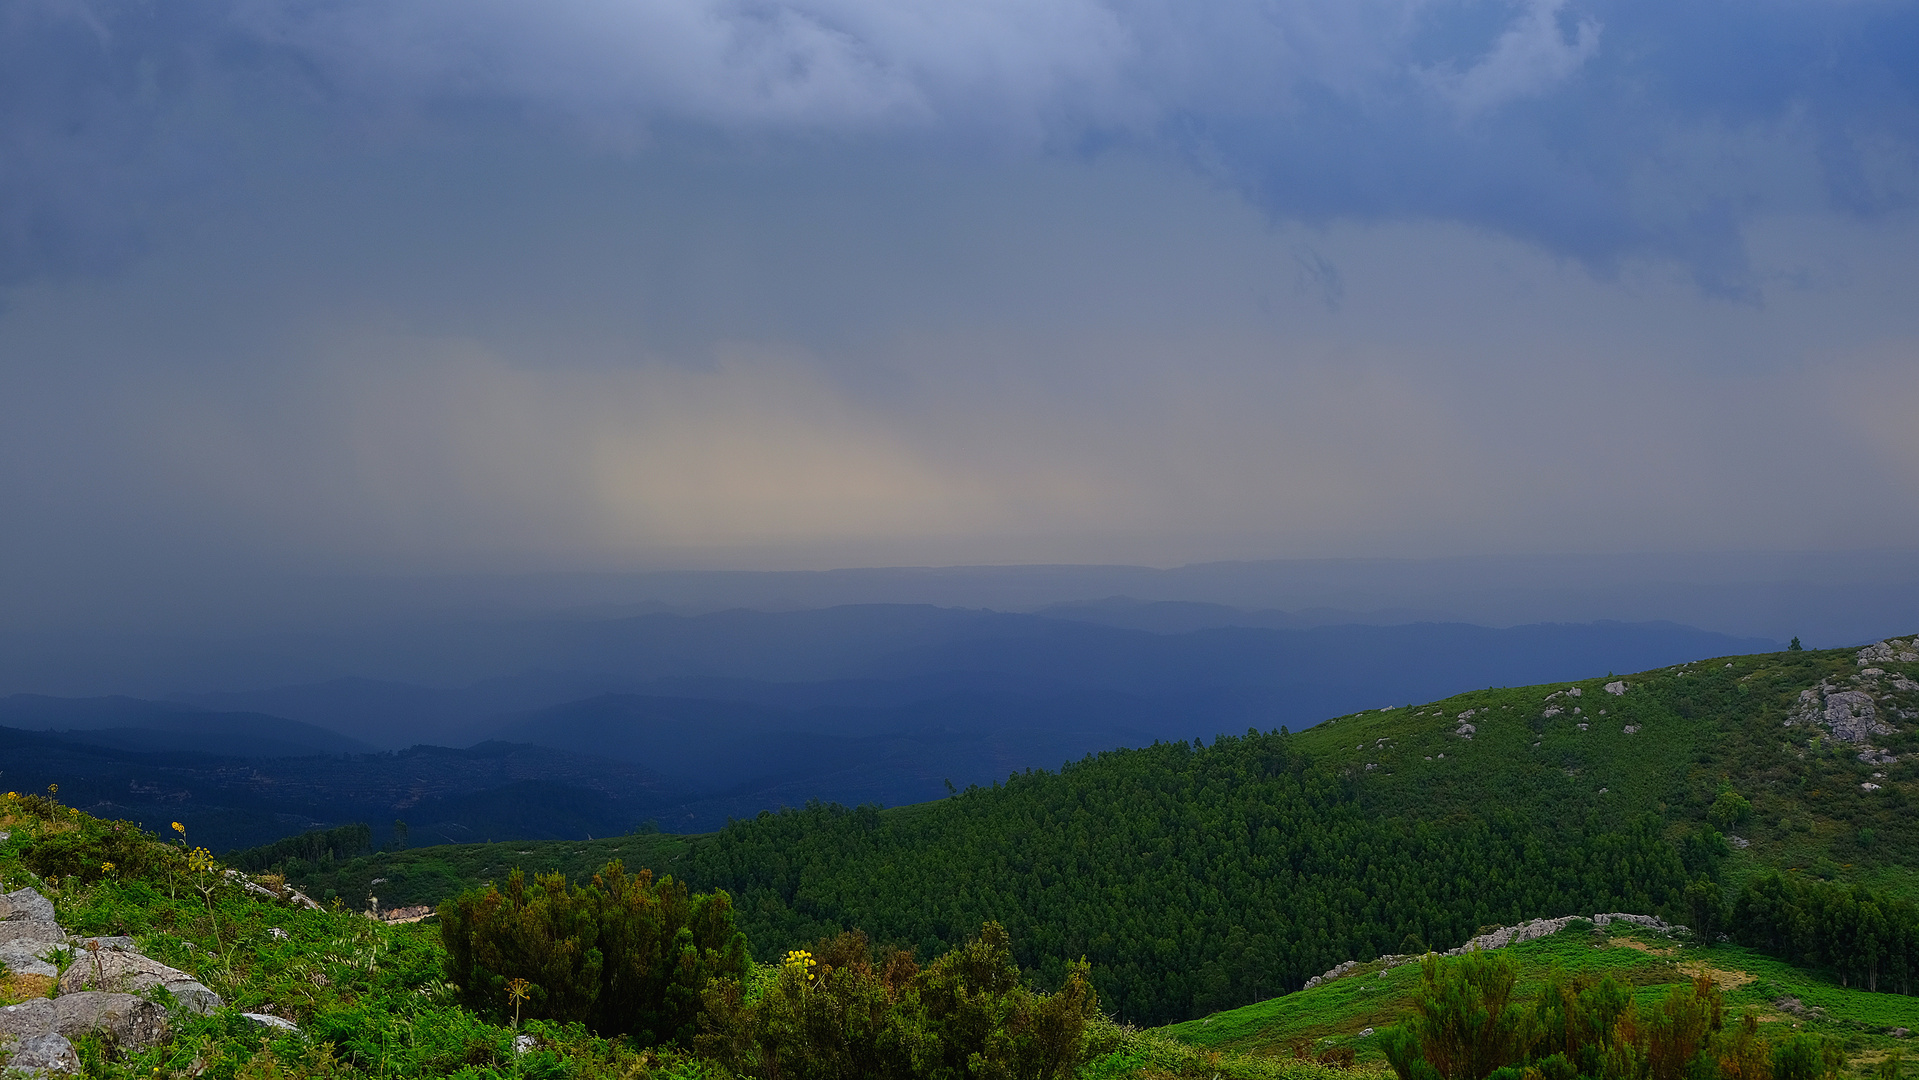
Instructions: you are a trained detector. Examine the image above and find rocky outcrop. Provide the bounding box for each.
[60,948,221,1015]
[0,886,226,1066]
[1789,682,1894,744]
[1858,640,1919,665]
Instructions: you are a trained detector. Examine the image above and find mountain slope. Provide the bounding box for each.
[269,636,1919,1029]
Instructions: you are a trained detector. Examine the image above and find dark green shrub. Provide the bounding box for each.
[439,859,748,1046]
[1384,951,1527,1080]
[699,922,1099,1080]
[21,820,172,884]
[1387,955,1822,1080]
[1771,1034,1844,1080]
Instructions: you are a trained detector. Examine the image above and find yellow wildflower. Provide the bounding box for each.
[172,822,186,835]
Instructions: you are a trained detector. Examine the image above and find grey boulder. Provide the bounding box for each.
[0,941,55,979]
[1,1031,80,1076]
[0,1002,55,1042]
[0,891,54,924]
[51,993,169,1049]
[58,951,221,1015]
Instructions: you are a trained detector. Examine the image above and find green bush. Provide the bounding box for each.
[698,922,1100,1080]
[20,818,174,884]
[1383,950,1527,1080]
[439,859,749,1046]
[1383,953,1831,1080]
[1770,1034,1844,1080]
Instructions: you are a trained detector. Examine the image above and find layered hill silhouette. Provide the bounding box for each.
[1,613,1771,849]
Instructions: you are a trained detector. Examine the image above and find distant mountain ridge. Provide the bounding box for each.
[171,607,1776,748]
[0,694,371,757]
[5,611,1775,851]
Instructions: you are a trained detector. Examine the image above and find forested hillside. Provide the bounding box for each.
[260,638,1919,1028]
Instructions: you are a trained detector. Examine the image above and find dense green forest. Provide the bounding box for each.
[673,743,1693,1024]
[247,638,1919,1028]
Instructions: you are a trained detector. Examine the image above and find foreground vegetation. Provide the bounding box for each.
[14,781,1911,1080]
[2,789,1161,1078]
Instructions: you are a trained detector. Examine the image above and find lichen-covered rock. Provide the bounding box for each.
[1,1030,81,1075]
[1604,681,1628,695]
[58,952,221,1016]
[50,993,169,1049]
[0,892,54,925]
[0,941,56,979]
[0,1001,55,1042]
[0,923,63,952]
[67,937,137,954]
[58,955,220,1020]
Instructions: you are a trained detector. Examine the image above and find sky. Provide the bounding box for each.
[4,0,1919,630]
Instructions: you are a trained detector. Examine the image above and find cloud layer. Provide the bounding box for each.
[2,0,1918,625]
[6,0,1917,288]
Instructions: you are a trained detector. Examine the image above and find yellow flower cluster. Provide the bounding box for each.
[783,949,817,974]
[186,846,217,873]
[172,822,186,835]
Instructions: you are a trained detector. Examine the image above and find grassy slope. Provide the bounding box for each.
[1284,642,1919,901]
[1148,921,1919,1079]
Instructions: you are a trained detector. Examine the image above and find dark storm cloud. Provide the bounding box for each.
[4,0,1917,289]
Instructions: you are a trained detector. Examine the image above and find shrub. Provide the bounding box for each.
[21,819,173,884]
[1771,1034,1844,1080]
[439,859,748,1047]
[1386,955,1830,1080]
[1383,950,1526,1080]
[698,922,1100,1080]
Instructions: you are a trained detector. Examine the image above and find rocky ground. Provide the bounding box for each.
[0,884,291,1076]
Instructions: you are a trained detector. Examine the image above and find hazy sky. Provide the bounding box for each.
[5,0,1919,610]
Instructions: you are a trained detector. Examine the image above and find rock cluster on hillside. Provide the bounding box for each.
[1789,682,1895,745]
[1858,640,1919,665]
[0,886,224,1076]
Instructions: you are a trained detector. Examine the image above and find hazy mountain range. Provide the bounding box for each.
[0,606,1774,850]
